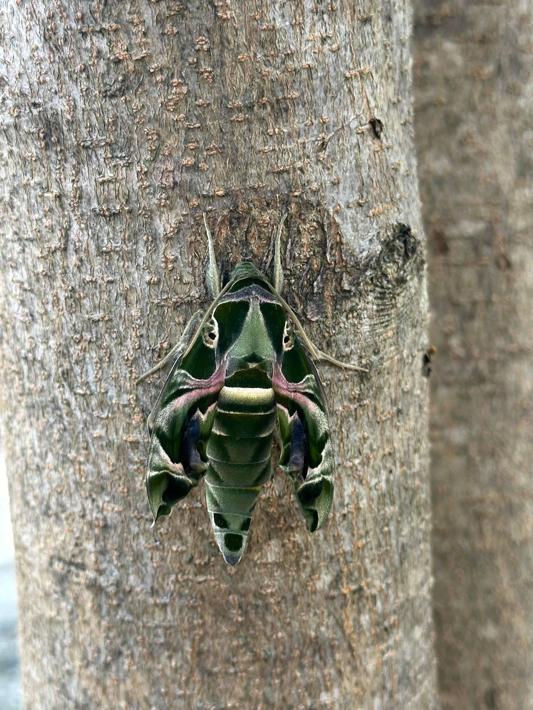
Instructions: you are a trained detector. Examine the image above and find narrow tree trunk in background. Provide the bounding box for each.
[0,2,435,707]
[414,2,533,708]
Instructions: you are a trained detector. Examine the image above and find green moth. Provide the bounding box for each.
[138,216,363,565]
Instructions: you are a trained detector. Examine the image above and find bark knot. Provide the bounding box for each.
[373,223,422,290]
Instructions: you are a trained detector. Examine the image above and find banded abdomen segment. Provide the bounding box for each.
[205,385,276,564]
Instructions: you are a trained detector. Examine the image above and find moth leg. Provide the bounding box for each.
[203,213,220,299]
[136,309,204,384]
[273,213,287,295]
[313,349,368,372]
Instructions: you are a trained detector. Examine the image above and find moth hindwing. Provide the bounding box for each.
[141,219,339,566]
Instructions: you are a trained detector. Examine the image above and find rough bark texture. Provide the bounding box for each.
[0,2,435,708]
[414,2,533,709]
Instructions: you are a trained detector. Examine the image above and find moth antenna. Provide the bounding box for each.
[203,213,220,298]
[273,213,287,294]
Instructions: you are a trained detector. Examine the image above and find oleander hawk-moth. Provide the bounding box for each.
[138,216,363,565]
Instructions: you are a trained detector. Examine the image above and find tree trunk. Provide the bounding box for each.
[414,2,533,708]
[0,1,435,707]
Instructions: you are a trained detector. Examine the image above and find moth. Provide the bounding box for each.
[138,216,364,565]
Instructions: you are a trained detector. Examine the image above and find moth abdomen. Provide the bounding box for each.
[205,483,261,516]
[206,387,275,484]
[204,385,277,564]
[205,480,263,565]
[211,408,276,438]
[207,457,271,487]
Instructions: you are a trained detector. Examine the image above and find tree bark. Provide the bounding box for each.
[414,2,533,708]
[0,1,435,707]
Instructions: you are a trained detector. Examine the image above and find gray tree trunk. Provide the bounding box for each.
[0,2,435,707]
[414,2,533,709]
